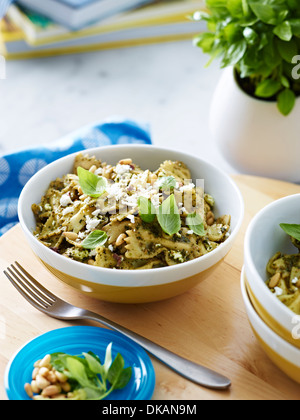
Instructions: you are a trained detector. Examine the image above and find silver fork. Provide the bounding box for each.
[4,262,231,390]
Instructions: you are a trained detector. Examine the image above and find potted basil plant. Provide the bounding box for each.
[194,0,300,183]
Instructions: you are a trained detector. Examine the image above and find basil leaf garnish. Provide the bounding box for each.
[157,194,181,236]
[77,166,107,198]
[82,230,108,249]
[50,342,132,400]
[186,213,206,236]
[137,196,156,223]
[280,223,300,241]
[157,176,176,191]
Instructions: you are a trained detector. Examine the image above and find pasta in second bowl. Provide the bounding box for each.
[18,145,244,303]
[244,194,300,349]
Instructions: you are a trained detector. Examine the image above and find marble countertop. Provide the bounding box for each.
[0,39,235,174]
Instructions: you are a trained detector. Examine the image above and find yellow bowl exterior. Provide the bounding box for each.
[42,260,223,304]
[251,327,300,384]
[245,277,300,350]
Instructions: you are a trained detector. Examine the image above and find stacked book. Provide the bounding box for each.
[0,0,206,59]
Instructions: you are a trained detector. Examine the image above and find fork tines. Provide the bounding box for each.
[4,262,56,310]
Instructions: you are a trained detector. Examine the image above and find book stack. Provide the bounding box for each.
[0,0,206,59]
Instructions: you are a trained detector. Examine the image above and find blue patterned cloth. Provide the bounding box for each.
[0,118,151,236]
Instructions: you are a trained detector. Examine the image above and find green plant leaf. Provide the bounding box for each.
[255,79,282,98]
[277,89,296,115]
[289,18,300,36]
[276,38,298,63]
[248,2,277,25]
[274,21,293,41]
[221,39,247,67]
[227,0,245,18]
[249,1,288,25]
[157,194,181,236]
[280,223,300,241]
[193,33,215,52]
[186,213,206,236]
[82,230,108,249]
[243,27,258,45]
[77,166,107,198]
[137,196,156,223]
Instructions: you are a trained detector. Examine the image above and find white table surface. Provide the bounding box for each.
[0,39,235,174]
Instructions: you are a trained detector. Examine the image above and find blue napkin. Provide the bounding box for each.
[0,1,14,19]
[0,118,151,236]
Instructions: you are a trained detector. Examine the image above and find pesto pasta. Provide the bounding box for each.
[267,236,300,315]
[32,153,231,270]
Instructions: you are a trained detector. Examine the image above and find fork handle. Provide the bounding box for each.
[82,310,231,390]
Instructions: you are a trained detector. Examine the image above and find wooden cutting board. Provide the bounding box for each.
[1,174,300,401]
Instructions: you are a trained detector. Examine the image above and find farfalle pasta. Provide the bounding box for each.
[32,153,231,270]
[267,250,300,315]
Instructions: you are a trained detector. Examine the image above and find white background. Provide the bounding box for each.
[0,40,235,174]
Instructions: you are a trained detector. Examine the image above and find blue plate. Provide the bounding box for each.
[5,326,155,400]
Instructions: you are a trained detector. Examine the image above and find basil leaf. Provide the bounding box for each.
[107,353,132,390]
[157,194,181,236]
[273,21,293,41]
[156,176,177,191]
[82,230,108,249]
[255,79,281,98]
[277,89,296,116]
[83,352,103,375]
[77,166,107,198]
[113,367,132,390]
[280,223,300,241]
[65,357,96,390]
[186,213,206,236]
[137,197,156,223]
[276,38,298,63]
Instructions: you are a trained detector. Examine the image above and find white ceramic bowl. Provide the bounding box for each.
[241,267,300,384]
[244,194,300,348]
[18,144,244,303]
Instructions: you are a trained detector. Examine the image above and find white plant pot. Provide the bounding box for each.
[210,66,300,183]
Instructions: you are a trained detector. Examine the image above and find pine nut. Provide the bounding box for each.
[89,165,97,173]
[222,215,231,225]
[149,173,158,185]
[269,272,281,288]
[63,232,78,241]
[31,380,40,394]
[51,394,67,400]
[32,367,39,380]
[39,354,51,368]
[55,370,68,383]
[61,382,71,392]
[207,217,214,226]
[41,385,61,397]
[39,367,49,377]
[24,383,33,398]
[36,374,50,390]
[88,259,95,265]
[34,359,41,368]
[116,233,126,247]
[119,159,132,165]
[45,370,57,384]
